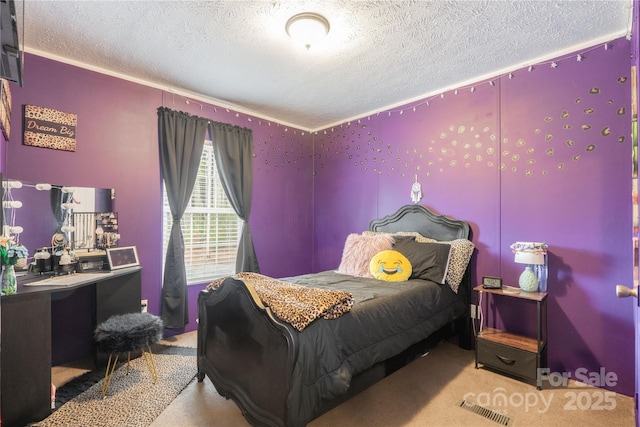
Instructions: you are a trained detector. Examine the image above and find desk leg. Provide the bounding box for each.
[2,293,52,426]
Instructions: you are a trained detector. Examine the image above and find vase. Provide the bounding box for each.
[1,264,17,295]
[519,265,538,292]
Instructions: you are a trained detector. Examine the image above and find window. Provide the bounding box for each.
[162,141,243,284]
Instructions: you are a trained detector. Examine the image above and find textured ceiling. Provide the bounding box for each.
[17,0,633,131]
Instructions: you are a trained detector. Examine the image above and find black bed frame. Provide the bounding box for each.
[197,204,473,426]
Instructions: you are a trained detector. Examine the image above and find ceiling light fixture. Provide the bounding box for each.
[285,12,330,50]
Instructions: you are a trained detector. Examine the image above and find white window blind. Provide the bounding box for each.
[162,141,243,285]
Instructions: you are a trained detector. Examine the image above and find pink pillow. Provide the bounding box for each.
[337,233,395,277]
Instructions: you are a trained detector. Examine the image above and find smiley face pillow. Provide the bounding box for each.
[369,250,412,282]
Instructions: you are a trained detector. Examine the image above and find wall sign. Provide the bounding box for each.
[23,104,77,151]
[0,79,11,139]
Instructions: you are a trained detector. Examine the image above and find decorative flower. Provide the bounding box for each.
[0,236,29,266]
[510,241,548,253]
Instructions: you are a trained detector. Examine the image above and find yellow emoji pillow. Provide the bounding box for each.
[369,250,412,282]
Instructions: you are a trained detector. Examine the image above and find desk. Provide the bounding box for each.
[1,267,142,427]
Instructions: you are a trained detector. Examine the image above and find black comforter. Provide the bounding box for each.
[278,271,466,426]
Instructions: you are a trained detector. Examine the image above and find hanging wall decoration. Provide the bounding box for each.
[0,79,11,139]
[23,104,77,151]
[411,174,422,203]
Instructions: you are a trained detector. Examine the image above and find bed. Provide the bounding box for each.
[197,204,474,426]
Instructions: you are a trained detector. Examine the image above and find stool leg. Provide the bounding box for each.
[142,344,159,383]
[102,352,120,398]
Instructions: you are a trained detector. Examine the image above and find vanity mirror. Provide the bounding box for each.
[2,180,115,256]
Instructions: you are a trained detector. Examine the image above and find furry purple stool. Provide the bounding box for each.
[94,312,164,398]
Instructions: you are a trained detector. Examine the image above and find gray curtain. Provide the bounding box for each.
[158,107,209,329]
[209,122,260,273]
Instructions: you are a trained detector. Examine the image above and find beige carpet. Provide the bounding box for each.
[309,342,635,427]
[35,353,196,427]
[152,335,635,427]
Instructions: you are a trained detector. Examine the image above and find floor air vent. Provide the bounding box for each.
[457,399,513,426]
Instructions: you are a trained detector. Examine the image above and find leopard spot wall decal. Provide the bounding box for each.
[589,88,600,94]
[617,107,626,115]
[601,127,611,137]
[584,108,595,114]
[586,144,596,152]
[561,110,569,118]
[582,125,592,130]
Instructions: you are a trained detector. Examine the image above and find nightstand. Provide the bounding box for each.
[474,285,548,389]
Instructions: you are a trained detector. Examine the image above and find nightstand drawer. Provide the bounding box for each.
[477,339,537,379]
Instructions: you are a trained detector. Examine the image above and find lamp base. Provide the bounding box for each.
[519,266,538,292]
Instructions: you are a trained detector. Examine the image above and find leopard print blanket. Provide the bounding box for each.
[206,272,354,332]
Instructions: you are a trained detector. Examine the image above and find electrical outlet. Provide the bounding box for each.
[470,304,477,319]
[141,299,148,313]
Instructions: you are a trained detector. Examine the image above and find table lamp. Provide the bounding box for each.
[511,242,548,292]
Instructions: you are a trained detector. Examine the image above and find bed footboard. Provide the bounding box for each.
[197,277,297,427]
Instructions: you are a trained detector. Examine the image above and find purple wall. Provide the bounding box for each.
[314,38,634,396]
[632,1,640,421]
[2,33,636,396]
[4,54,314,339]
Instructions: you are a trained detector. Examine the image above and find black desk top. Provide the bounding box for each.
[7,266,142,298]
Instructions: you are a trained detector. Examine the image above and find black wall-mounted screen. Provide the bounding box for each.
[1,0,22,86]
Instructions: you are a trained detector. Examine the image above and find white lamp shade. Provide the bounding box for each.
[514,251,545,265]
